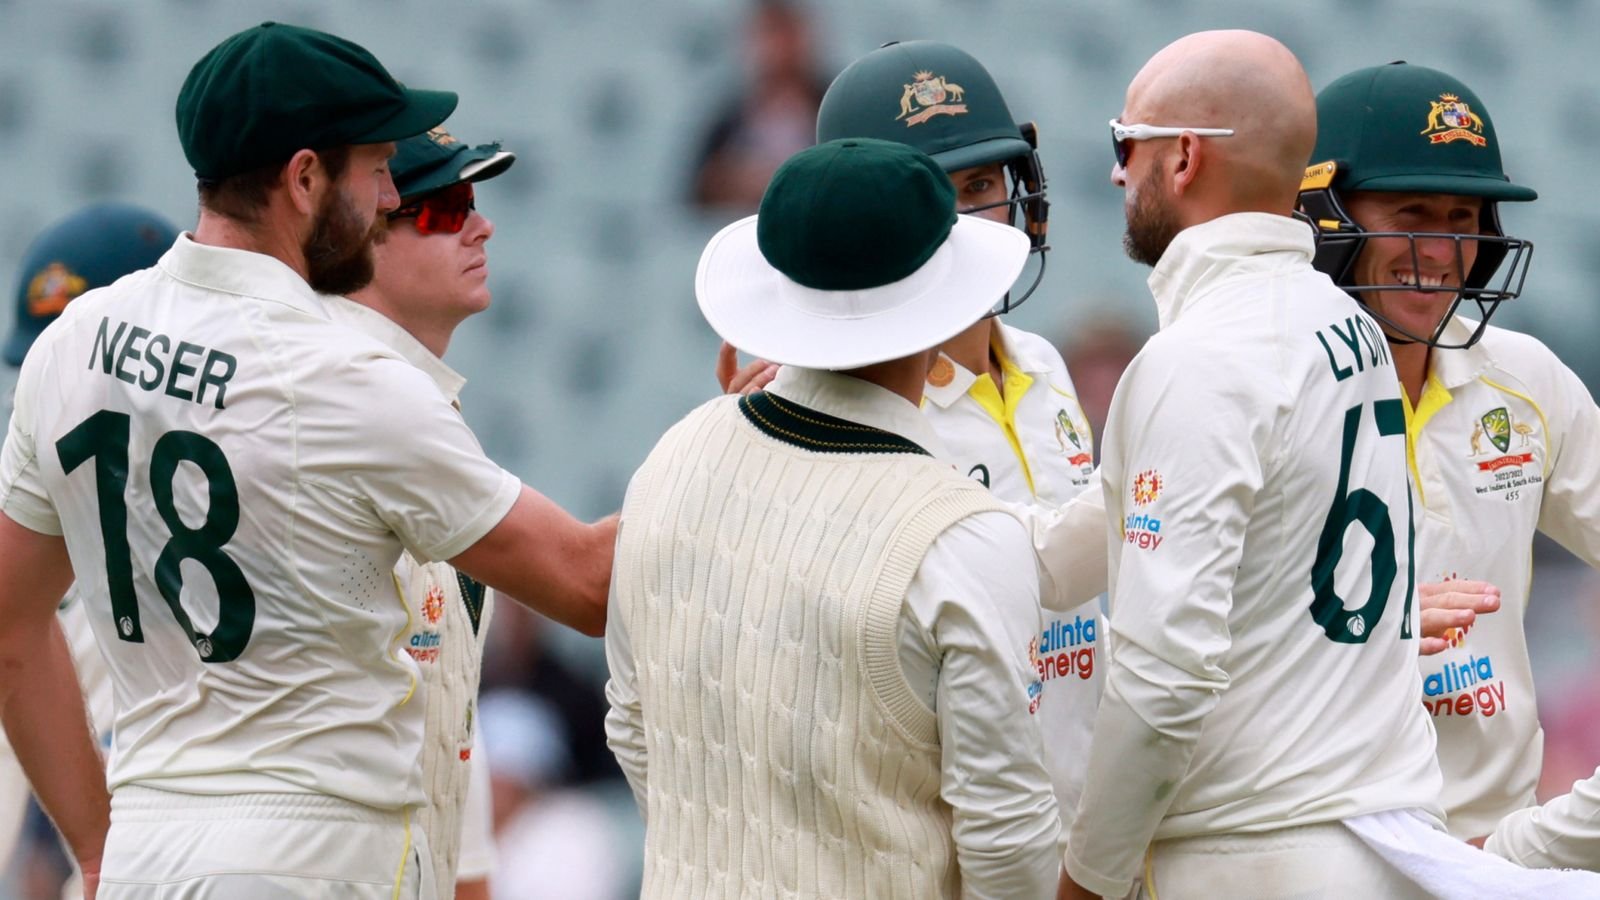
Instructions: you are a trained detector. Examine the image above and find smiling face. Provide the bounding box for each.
[1343,190,1484,341]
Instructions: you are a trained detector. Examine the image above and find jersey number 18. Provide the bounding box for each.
[57,409,256,662]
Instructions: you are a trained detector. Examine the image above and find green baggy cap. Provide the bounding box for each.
[390,127,516,203]
[177,22,458,180]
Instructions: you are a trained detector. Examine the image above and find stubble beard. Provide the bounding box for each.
[1122,165,1181,268]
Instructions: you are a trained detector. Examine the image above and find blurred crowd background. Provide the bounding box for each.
[3,0,1599,896]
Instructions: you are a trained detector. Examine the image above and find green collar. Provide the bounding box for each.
[739,392,930,456]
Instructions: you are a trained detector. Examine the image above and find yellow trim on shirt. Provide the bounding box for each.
[1398,373,1454,506]
[391,807,414,900]
[966,337,1037,496]
[390,571,419,709]
[1479,376,1552,478]
[1143,843,1160,900]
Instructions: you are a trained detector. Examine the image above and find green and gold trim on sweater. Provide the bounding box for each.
[738,391,931,456]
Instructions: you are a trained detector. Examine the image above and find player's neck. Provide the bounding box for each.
[193,209,310,284]
[840,351,936,407]
[1393,341,1431,405]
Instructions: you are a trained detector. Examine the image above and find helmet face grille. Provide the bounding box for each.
[1312,227,1533,349]
[1298,182,1533,350]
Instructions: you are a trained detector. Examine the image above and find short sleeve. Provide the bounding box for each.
[318,355,521,563]
[0,347,62,535]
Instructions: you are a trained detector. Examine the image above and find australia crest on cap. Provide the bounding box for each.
[27,262,87,317]
[896,70,968,127]
[1421,93,1487,147]
[426,126,461,147]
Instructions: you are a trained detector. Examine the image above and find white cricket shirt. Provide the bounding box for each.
[1402,316,1600,841]
[0,235,521,810]
[323,295,499,888]
[1064,213,1444,898]
[921,322,1104,836]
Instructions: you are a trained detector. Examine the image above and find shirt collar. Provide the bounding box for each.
[1146,212,1316,330]
[320,295,467,403]
[1429,315,1496,390]
[921,322,1050,410]
[767,366,951,459]
[993,321,1055,374]
[157,233,329,319]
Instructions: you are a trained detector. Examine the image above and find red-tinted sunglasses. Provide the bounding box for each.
[388,182,476,235]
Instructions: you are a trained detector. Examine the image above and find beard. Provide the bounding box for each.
[1122,165,1181,267]
[303,188,384,295]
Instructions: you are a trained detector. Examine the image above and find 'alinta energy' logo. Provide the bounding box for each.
[1420,93,1487,147]
[421,584,446,626]
[1132,469,1162,506]
[896,70,968,127]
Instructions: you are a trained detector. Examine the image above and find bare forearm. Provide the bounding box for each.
[1,618,108,866]
[505,513,616,635]
[452,486,618,637]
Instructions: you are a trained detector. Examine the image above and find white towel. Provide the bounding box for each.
[1346,808,1600,899]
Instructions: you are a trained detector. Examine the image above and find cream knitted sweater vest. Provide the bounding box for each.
[615,393,1006,899]
[392,554,491,897]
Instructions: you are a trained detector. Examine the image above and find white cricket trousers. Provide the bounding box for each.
[1134,820,1432,900]
[98,786,436,899]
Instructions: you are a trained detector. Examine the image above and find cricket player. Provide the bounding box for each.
[1059,31,1446,899]
[815,39,1105,850]
[1300,62,1600,870]
[0,203,177,881]
[0,23,613,897]
[607,138,1060,898]
[328,126,516,900]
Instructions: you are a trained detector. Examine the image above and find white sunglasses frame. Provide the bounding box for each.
[1109,119,1237,142]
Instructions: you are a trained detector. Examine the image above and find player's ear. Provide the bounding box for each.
[283,149,323,218]
[1171,132,1202,196]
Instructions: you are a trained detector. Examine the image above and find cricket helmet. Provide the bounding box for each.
[817,40,1048,313]
[7,203,179,366]
[1299,61,1535,348]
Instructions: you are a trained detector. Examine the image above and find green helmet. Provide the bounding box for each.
[6,203,178,366]
[817,40,1048,313]
[1298,61,1536,349]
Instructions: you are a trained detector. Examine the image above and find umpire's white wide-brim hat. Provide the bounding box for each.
[696,138,1030,371]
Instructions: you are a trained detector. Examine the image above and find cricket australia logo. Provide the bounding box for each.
[1054,409,1082,451]
[1054,409,1093,469]
[897,70,968,126]
[1469,405,1538,479]
[1477,407,1511,454]
[1421,93,1487,147]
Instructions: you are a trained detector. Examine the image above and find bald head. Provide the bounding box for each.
[1124,30,1315,211]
